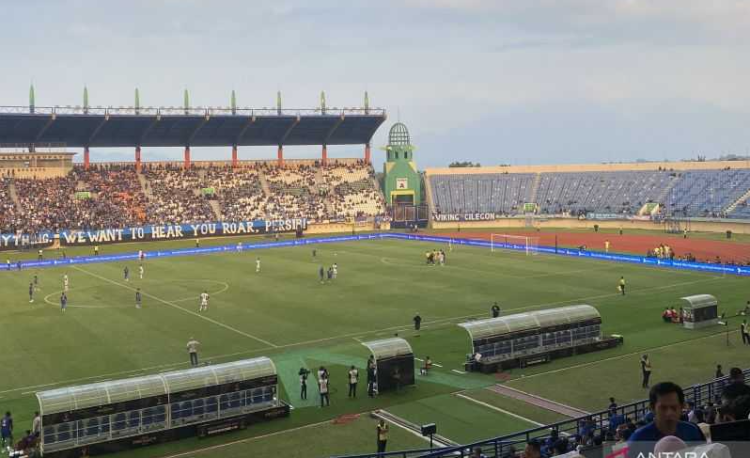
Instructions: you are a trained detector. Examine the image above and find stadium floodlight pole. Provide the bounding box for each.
[135,88,140,115]
[135,146,141,172]
[364,91,369,115]
[231,90,237,115]
[232,145,238,168]
[320,91,326,115]
[184,89,190,115]
[276,91,282,115]
[83,86,89,115]
[29,84,35,114]
[322,144,328,166]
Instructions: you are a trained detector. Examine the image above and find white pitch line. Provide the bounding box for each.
[72,266,278,348]
[373,411,440,446]
[0,274,726,398]
[452,369,467,375]
[510,328,742,382]
[455,393,545,427]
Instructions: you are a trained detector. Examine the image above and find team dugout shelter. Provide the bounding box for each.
[459,305,623,373]
[36,357,287,458]
[0,90,386,168]
[680,294,720,329]
[361,338,415,393]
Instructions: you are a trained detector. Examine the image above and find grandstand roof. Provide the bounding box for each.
[0,106,386,148]
[458,305,600,341]
[361,338,413,361]
[36,357,276,415]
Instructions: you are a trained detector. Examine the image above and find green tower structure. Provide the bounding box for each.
[383,122,421,206]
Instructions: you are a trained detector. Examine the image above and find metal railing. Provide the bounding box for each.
[333,369,750,458]
[0,105,386,117]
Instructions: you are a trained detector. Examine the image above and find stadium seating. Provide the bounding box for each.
[142,164,216,225]
[323,164,385,219]
[429,168,750,219]
[662,169,750,218]
[0,178,15,231]
[430,173,536,215]
[0,161,387,234]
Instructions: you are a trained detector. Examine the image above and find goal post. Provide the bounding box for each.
[490,234,539,256]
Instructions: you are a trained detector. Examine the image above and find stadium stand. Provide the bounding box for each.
[203,164,267,221]
[142,164,217,225]
[663,169,750,218]
[430,173,536,216]
[0,161,387,234]
[0,177,15,231]
[324,162,385,219]
[429,166,750,219]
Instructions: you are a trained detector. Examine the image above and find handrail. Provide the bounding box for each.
[333,369,750,458]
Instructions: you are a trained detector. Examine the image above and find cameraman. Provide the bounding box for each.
[299,368,309,400]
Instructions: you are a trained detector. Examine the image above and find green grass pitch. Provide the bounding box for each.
[0,235,748,457]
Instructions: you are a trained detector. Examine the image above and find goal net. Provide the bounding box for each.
[490,234,539,256]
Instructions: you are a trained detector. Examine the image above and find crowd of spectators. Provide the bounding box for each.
[142,164,215,225]
[0,161,387,234]
[504,368,750,458]
[0,178,15,232]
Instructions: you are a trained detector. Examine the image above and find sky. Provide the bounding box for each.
[1,0,749,168]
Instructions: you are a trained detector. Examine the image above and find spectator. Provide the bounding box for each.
[728,367,745,385]
[715,365,724,379]
[523,440,542,458]
[628,382,706,455]
[717,394,750,423]
[376,419,388,455]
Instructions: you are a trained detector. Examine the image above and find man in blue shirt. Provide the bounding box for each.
[0,411,13,450]
[628,382,705,457]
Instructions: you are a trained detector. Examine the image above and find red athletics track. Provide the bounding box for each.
[431,231,750,265]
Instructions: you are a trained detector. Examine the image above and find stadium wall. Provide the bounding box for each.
[424,159,750,176]
[431,217,750,234]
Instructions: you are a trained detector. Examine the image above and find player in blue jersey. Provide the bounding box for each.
[135,288,142,309]
[124,266,130,282]
[60,292,68,313]
[28,283,34,303]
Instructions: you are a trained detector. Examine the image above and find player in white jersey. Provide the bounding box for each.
[256,257,261,273]
[199,290,209,312]
[63,274,69,292]
[139,264,144,280]
[332,263,338,279]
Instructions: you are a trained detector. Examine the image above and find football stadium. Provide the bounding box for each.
[3,4,750,458]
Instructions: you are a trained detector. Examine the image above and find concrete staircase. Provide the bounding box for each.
[726,188,750,215]
[314,168,336,216]
[8,181,19,206]
[528,173,542,206]
[258,173,272,198]
[655,175,679,207]
[137,173,153,199]
[208,200,223,220]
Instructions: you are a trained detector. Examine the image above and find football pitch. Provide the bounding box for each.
[1,234,749,458]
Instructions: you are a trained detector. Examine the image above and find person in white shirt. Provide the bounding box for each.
[332,263,338,279]
[32,412,41,438]
[199,290,209,312]
[319,375,330,407]
[256,257,261,273]
[63,274,69,292]
[348,366,358,398]
[186,337,201,366]
[139,264,144,280]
